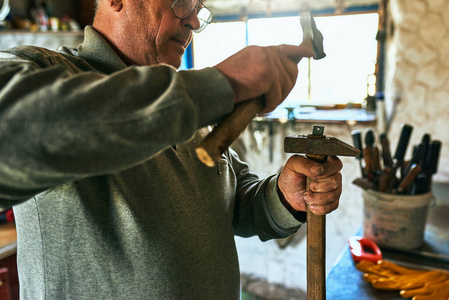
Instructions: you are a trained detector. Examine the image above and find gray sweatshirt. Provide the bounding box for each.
[0,26,303,299]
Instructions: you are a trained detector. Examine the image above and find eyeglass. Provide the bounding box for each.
[171,0,213,33]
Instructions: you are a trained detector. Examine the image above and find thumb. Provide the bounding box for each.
[285,155,324,179]
[278,43,314,64]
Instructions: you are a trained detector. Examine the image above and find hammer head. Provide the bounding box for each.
[300,11,326,60]
[284,132,361,157]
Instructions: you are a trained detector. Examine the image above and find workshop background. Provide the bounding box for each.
[0,0,448,299]
[234,0,449,298]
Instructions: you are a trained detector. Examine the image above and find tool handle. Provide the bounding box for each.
[305,154,327,300]
[378,166,394,193]
[351,130,364,159]
[427,140,441,175]
[196,97,264,167]
[363,146,375,181]
[380,134,394,167]
[419,134,431,172]
[397,164,421,194]
[401,143,425,178]
[352,177,377,190]
[364,129,375,148]
[372,146,382,174]
[394,124,413,166]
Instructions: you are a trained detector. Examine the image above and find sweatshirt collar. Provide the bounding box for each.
[77,26,128,74]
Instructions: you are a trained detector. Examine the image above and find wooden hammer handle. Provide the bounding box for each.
[306,154,327,300]
[196,96,264,167]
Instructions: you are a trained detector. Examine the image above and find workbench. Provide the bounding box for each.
[326,182,449,299]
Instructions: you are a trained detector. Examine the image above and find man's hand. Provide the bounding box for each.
[214,43,313,114]
[277,155,343,215]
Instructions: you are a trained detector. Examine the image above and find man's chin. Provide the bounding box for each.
[158,55,183,69]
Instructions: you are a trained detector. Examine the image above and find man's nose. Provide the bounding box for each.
[182,11,201,31]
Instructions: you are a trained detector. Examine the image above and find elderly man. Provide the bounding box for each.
[0,0,342,299]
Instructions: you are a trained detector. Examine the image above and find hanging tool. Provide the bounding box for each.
[196,11,326,167]
[284,125,360,300]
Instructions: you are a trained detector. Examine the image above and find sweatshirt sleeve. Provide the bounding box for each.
[0,50,234,202]
[228,149,303,241]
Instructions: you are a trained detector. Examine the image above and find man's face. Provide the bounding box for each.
[119,0,200,68]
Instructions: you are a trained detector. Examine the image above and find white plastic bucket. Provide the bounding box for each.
[362,190,433,250]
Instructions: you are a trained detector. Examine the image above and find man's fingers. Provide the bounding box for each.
[305,180,342,215]
[259,46,301,114]
[285,155,342,179]
[307,200,339,215]
[321,156,343,178]
[215,44,312,115]
[309,172,342,193]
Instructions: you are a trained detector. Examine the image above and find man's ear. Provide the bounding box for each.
[108,0,124,12]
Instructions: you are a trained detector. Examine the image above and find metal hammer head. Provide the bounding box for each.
[300,11,326,60]
[284,126,360,157]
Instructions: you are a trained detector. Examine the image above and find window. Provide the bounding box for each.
[192,21,247,69]
[191,12,379,114]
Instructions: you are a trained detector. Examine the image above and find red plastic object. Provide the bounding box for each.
[348,236,383,263]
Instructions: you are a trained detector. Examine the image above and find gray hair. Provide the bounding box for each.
[93,0,100,14]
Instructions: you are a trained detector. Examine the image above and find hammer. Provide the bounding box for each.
[284,125,360,300]
[196,12,326,167]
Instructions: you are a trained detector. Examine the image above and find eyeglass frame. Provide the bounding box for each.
[171,0,213,33]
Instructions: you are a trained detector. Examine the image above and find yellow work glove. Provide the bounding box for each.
[400,279,449,300]
[356,260,449,299]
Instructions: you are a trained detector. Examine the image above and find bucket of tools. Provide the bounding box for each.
[362,189,433,250]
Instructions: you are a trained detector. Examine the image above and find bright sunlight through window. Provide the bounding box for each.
[192,13,379,110]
